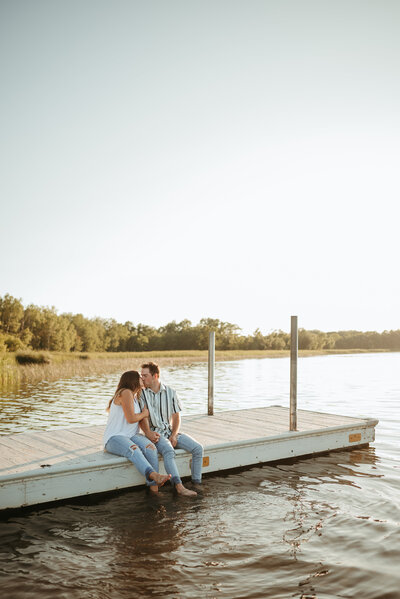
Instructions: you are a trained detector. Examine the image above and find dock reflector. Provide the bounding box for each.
[189,456,209,468]
[349,433,362,443]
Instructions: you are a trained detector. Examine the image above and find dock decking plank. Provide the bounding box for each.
[209,412,287,431]
[0,432,63,457]
[0,437,48,464]
[29,430,100,453]
[183,415,274,441]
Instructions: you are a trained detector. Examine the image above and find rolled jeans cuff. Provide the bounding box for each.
[171,475,181,485]
[145,466,154,482]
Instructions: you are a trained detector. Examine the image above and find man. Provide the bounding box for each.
[139,361,203,497]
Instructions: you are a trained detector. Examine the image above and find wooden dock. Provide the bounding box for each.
[0,406,378,511]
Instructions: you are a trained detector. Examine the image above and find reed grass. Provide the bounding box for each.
[0,348,391,390]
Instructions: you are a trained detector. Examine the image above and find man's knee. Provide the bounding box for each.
[192,442,203,457]
[158,439,174,456]
[145,443,156,451]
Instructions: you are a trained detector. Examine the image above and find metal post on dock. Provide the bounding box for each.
[208,331,215,415]
[290,315,298,431]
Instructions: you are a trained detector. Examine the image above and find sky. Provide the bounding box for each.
[1,0,399,335]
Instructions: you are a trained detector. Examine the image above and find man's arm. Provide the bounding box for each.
[169,412,181,447]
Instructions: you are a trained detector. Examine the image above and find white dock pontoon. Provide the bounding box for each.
[0,406,378,511]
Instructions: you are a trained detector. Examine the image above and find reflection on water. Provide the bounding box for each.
[1,447,399,599]
[1,353,400,598]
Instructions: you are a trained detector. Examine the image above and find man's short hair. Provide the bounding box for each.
[141,361,160,376]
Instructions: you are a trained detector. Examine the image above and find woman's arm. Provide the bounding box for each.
[119,390,149,424]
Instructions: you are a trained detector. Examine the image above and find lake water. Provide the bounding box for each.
[1,353,399,598]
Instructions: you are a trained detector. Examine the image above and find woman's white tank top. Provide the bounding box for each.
[103,395,141,447]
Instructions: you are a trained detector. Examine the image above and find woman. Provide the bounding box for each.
[104,370,171,492]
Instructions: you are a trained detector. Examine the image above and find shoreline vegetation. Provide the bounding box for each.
[0,348,395,388]
[1,293,399,388]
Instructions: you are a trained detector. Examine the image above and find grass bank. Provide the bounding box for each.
[0,348,391,389]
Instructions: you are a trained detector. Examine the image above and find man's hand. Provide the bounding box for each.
[169,434,178,448]
[147,431,160,443]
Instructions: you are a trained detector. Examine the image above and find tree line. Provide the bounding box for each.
[1,294,399,353]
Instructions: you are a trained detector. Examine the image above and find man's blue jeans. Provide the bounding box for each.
[156,433,203,485]
[105,433,159,486]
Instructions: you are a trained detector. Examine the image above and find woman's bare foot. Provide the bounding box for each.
[149,485,159,493]
[149,472,172,487]
[175,483,197,497]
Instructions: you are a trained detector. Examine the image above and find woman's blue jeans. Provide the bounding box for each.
[156,433,203,485]
[105,433,159,486]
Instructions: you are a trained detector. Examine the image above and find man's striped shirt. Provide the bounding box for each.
[139,382,182,437]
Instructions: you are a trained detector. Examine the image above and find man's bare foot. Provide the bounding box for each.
[175,483,197,497]
[149,485,159,493]
[149,472,172,487]
[189,482,203,493]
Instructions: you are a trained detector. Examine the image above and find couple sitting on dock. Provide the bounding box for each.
[103,362,203,497]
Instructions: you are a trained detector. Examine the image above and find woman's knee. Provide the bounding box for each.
[126,443,139,458]
[109,442,138,459]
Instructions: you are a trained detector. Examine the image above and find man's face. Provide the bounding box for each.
[141,367,156,388]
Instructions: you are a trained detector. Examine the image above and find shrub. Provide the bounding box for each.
[16,352,51,365]
[3,334,26,352]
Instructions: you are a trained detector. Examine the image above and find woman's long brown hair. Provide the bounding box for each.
[106,370,142,411]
